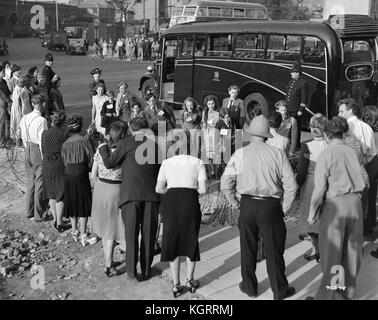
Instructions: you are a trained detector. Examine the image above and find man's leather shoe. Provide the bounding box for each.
[239,282,257,298]
[276,287,296,300]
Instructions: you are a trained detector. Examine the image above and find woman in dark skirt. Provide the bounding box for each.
[42,111,67,232]
[155,137,207,297]
[61,115,94,245]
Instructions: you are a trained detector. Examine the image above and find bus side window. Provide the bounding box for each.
[221,8,232,17]
[179,37,194,57]
[194,37,206,57]
[235,34,265,59]
[208,7,221,17]
[163,39,178,82]
[267,35,301,61]
[303,37,325,65]
[206,34,232,57]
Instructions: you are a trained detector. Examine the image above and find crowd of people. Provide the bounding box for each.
[93,37,160,62]
[1,54,378,300]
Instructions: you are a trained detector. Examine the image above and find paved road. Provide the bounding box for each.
[4,37,149,127]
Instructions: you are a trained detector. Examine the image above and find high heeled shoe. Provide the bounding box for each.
[304,253,320,262]
[185,278,200,293]
[172,282,183,298]
[104,267,119,277]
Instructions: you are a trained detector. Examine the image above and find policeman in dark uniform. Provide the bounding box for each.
[89,68,106,98]
[41,53,59,117]
[286,61,307,149]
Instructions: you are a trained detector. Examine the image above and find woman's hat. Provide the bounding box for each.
[117,81,128,88]
[291,61,302,73]
[246,115,273,139]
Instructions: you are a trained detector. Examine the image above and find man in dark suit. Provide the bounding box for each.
[286,61,308,149]
[99,117,160,281]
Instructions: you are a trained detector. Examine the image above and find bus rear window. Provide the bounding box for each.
[173,6,183,16]
[303,37,325,65]
[184,6,197,16]
[343,40,374,64]
[208,7,221,17]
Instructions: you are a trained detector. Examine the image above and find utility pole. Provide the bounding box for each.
[156,0,160,32]
[55,0,59,31]
[16,0,19,24]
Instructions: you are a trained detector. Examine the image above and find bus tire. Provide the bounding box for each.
[141,78,156,99]
[244,92,269,122]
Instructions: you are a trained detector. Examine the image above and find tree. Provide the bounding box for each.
[254,0,311,20]
[106,0,136,36]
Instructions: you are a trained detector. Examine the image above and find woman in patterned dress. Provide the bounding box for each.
[91,121,127,277]
[42,111,67,232]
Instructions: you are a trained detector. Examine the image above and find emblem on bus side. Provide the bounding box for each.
[213,72,220,82]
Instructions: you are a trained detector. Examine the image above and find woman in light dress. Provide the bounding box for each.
[91,83,110,137]
[108,39,113,59]
[102,40,108,58]
[10,77,24,146]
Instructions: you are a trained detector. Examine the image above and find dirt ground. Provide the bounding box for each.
[0,180,205,301]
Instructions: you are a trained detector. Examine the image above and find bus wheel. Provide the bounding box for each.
[244,92,269,122]
[142,79,156,99]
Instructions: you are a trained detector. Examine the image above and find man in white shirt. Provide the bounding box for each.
[20,94,48,221]
[338,98,377,161]
[338,98,378,236]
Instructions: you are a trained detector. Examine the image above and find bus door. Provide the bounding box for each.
[341,39,377,115]
[160,37,179,103]
[174,36,195,103]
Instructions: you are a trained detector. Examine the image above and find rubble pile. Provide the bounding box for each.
[0,229,59,277]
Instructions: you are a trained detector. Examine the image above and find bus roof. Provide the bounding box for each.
[164,20,336,39]
[176,0,266,8]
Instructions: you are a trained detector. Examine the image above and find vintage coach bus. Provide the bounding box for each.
[139,15,378,125]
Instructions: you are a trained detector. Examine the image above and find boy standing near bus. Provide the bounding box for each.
[222,85,246,130]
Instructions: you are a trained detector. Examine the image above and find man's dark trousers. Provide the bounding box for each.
[122,201,159,278]
[239,196,289,299]
[25,142,48,219]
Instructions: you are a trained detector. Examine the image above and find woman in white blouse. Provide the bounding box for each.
[155,136,207,297]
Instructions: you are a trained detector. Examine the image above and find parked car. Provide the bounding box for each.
[66,38,87,55]
[47,32,68,51]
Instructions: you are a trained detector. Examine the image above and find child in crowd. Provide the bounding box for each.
[202,95,220,178]
[100,90,117,136]
[267,112,289,152]
[222,85,246,129]
[215,107,234,178]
